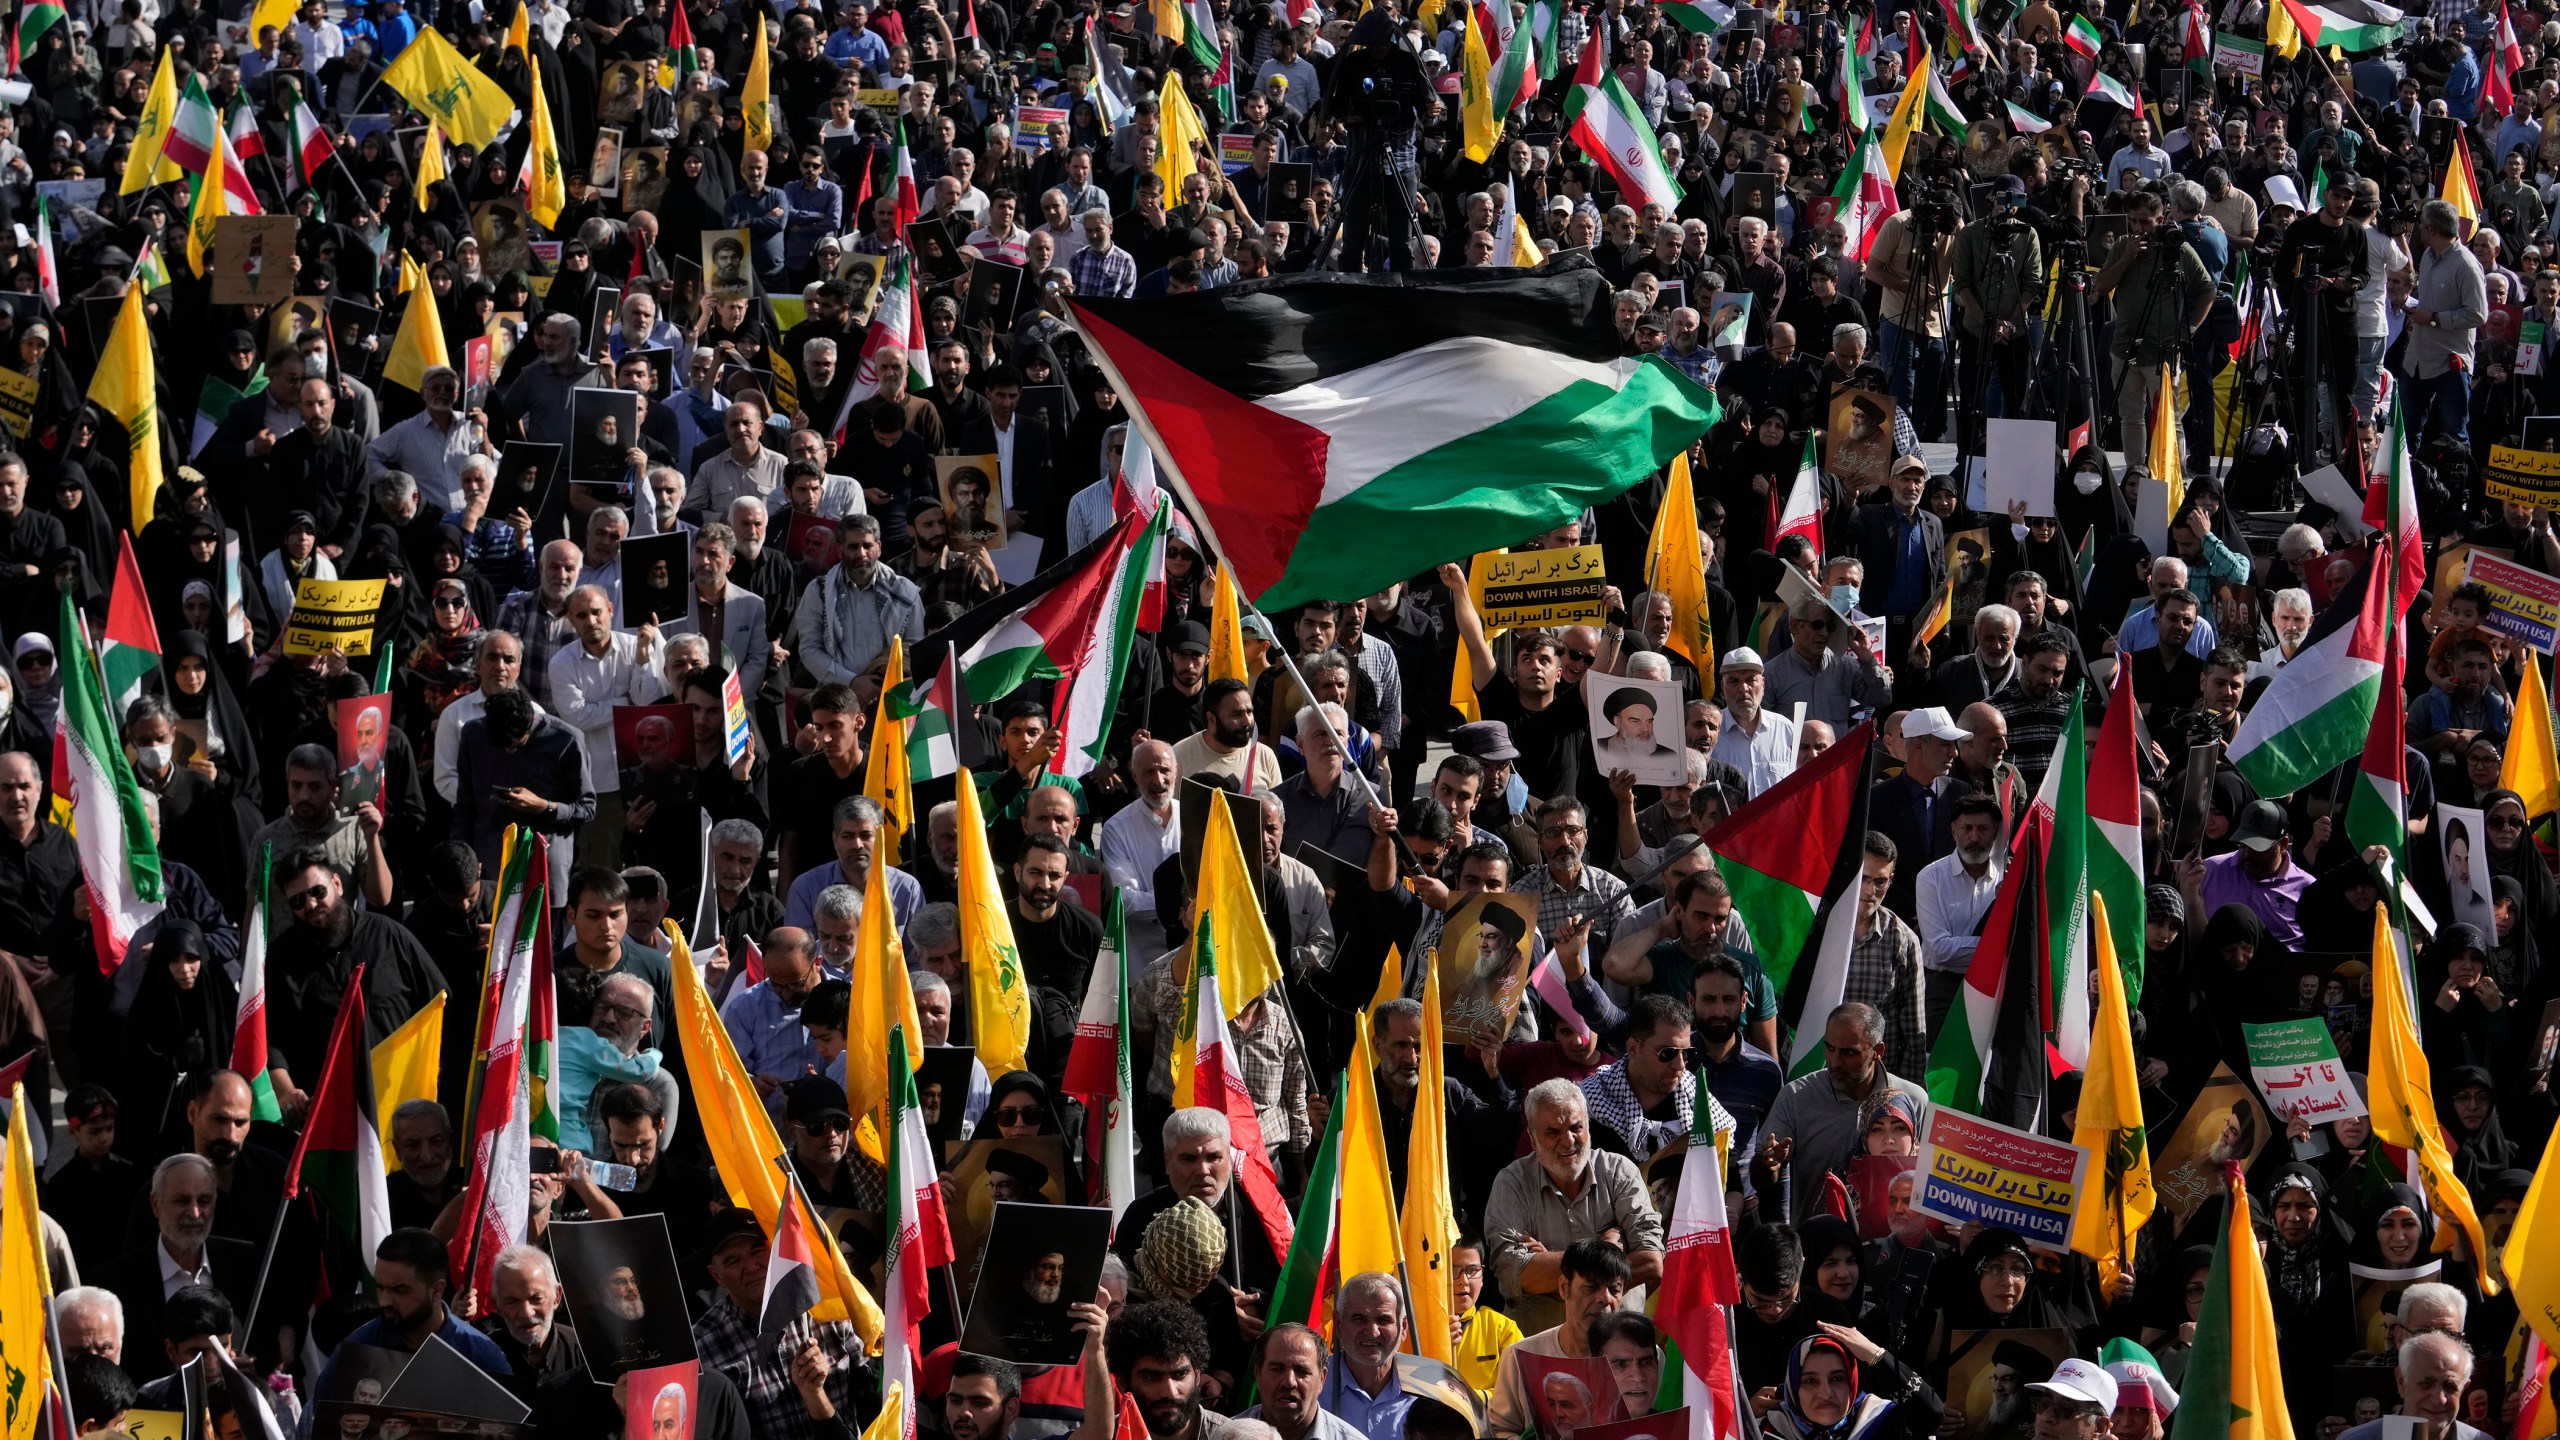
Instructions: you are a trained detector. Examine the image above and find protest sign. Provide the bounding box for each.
[1516,1353,1624,1440]
[211,215,297,305]
[2152,1062,2272,1216]
[1586,673,1686,787]
[619,529,690,628]
[0,368,37,440]
[721,668,752,765]
[1912,1108,2089,1250]
[2487,443,2560,510]
[623,1361,700,1440]
[2212,31,2266,72]
[1946,1330,2076,1439]
[552,1214,699,1381]
[1436,892,1541,1050]
[1016,105,1068,149]
[2464,548,2560,653]
[961,1202,1113,1366]
[337,694,391,814]
[2242,1017,2368,1124]
[944,1136,1071,1271]
[283,578,387,657]
[1220,131,1256,173]
[1572,1407,1691,1440]
[1468,545,1608,630]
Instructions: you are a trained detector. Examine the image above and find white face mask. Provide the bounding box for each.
[137,742,173,771]
[2074,470,2103,494]
[1829,584,1859,613]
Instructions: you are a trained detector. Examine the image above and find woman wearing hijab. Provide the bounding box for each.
[1986,508,2088,630]
[2481,789,2560,936]
[2135,1247,2216,1385]
[1800,1216,1891,1336]
[1919,1229,2066,1384]
[163,630,261,808]
[965,1071,1081,1199]
[2297,857,2388,955]
[2438,1064,2517,1192]
[2348,1184,2469,1353]
[2440,736,2508,810]
[112,919,238,1162]
[2173,905,2290,1086]
[48,454,115,584]
[1764,1332,1941,1440]
[2420,930,2512,1072]
[2079,534,2155,655]
[2257,1165,2355,1391]
[405,577,484,728]
[342,523,432,662]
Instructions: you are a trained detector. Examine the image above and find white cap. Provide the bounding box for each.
[2029,1360,2120,1415]
[1901,705,1972,742]
[1719,647,1765,674]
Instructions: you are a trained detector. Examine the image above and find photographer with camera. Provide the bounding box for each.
[2093,188,2214,465]
[2275,174,2370,464]
[1947,175,2042,453]
[1317,9,1431,272]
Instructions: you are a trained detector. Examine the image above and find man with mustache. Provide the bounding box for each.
[1481,1082,1665,1336]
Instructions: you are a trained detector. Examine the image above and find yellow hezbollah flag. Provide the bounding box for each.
[381,26,517,148]
[953,766,1032,1077]
[2504,1071,2560,1346]
[523,46,566,229]
[743,14,775,154]
[2149,364,2185,513]
[414,121,448,212]
[1459,6,1497,163]
[1880,47,1930,181]
[1398,960,1460,1365]
[2167,1162,2295,1440]
[1169,795,1285,1101]
[371,990,446,1169]
[1646,451,1714,674]
[2267,0,2300,56]
[1338,1008,1405,1279]
[1207,562,1251,687]
[2068,894,2154,1303]
[1155,72,1214,206]
[249,0,298,52]
[2505,656,2560,818]
[0,1080,49,1440]
[846,843,925,1162]
[120,47,182,194]
[863,638,915,861]
[89,284,162,533]
[504,0,529,61]
[385,253,453,393]
[2366,903,2498,1293]
[185,125,229,278]
[666,920,881,1340]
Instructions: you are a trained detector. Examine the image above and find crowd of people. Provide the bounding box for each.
[0,0,2556,1433]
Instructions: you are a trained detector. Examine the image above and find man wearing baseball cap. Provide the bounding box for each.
[1872,705,1973,917]
[1147,621,1213,743]
[2182,797,2312,950]
[2026,1359,2120,1440]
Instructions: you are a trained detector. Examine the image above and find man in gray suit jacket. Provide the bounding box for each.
[668,522,774,698]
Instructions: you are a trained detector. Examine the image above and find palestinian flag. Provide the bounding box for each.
[1924,61,1967,129]
[2063,12,2101,53]
[2043,699,2095,1068]
[158,72,221,175]
[1207,38,1237,125]
[2231,540,2390,797]
[1175,0,1219,68]
[2181,0,2213,71]
[1701,723,1868,1013]
[232,846,280,1122]
[1662,0,1734,32]
[9,0,62,76]
[1655,1074,1747,1440]
[291,99,336,189]
[663,0,698,85]
[2085,68,2136,108]
[133,238,169,293]
[2089,661,2148,1003]
[58,594,164,972]
[1830,130,1895,261]
[1089,15,1135,130]
[2167,1175,2294,1440]
[2275,0,2401,48]
[99,532,158,718]
[908,501,1164,780]
[883,1026,953,1431]
[283,963,391,1266]
[2006,99,2053,133]
[1927,744,2058,1129]
[1264,1072,1344,1332]
[759,1167,823,1342]
[1062,889,1137,1227]
[1072,264,1716,611]
[1564,32,1682,212]
[888,641,962,782]
[2344,564,2410,878]
[1751,728,1877,1077]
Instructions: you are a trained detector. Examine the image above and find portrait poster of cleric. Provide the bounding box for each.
[1583,674,1687,789]
[551,1215,700,1382]
[958,1201,1111,1367]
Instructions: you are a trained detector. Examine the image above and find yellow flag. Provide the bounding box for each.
[2068,894,2154,1303]
[90,285,162,533]
[2505,1076,2560,1346]
[120,47,183,194]
[1155,72,1213,205]
[1458,8,1497,163]
[1417,0,1447,37]
[385,253,453,393]
[1367,942,1405,1018]
[0,1080,47,1440]
[1398,961,1459,1365]
[1207,563,1251,687]
[380,27,517,147]
[2443,139,2483,239]
[2368,903,2499,1293]
[249,0,299,53]
[2194,1169,2299,1440]
[1149,0,1183,47]
[1646,452,1714,673]
[504,0,529,61]
[524,46,565,229]
[2148,364,2185,514]
[414,121,448,212]
[867,1387,906,1440]
[1879,48,1930,182]
[666,920,883,1340]
[2267,0,2300,55]
[743,14,775,155]
[1169,795,1284,1101]
[2506,657,2560,818]
[1450,637,1484,724]
[954,766,1032,1077]
[846,843,926,1162]
[1509,214,1544,267]
[1339,1009,1406,1280]
[371,990,446,1169]
[863,638,914,863]
[186,128,228,279]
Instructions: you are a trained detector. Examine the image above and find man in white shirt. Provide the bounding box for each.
[1172,678,1285,793]
[1709,648,1798,797]
[1914,793,2003,1032]
[1101,739,1182,930]
[547,584,666,868]
[366,365,488,512]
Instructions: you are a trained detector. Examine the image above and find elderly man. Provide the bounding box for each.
[100,1155,258,1381]
[793,513,925,687]
[55,1287,121,1362]
[666,522,772,700]
[721,928,842,1111]
[1101,739,1181,929]
[482,1243,586,1395]
[2338,1332,2490,1440]
[1239,1324,1367,1440]
[1486,1240,1638,1436]
[1762,598,1890,730]
[368,364,489,510]
[1870,707,1974,917]
[386,1099,460,1231]
[1318,1274,1415,1440]
[1482,1081,1665,1335]
[1749,1003,1928,1221]
[550,583,666,868]
[1111,1109,1289,1296]
[1274,702,1372,863]
[1710,648,1798,797]
[2116,556,2219,658]
[556,970,668,1154]
[499,313,608,446]
[1931,604,2022,712]
[498,538,589,704]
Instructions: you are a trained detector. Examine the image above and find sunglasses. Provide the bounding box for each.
[286,882,332,909]
[12,653,49,669]
[992,1105,1042,1125]
[1565,649,1597,664]
[800,1116,850,1135]
[1651,1044,1692,1064]
[433,595,469,609]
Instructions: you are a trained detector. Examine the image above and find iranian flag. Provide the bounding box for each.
[1661,0,1734,32]
[1927,733,2059,1130]
[227,103,266,163]
[158,73,221,176]
[2006,99,2053,133]
[1772,434,1824,552]
[1178,923,1295,1266]
[1563,33,1682,212]
[1487,0,1537,113]
[1071,265,1717,611]
[1829,129,1896,261]
[232,846,281,1122]
[282,962,391,1266]
[907,502,1165,780]
[1062,889,1138,1229]
[2364,389,2426,610]
[883,1026,953,1431]
[2043,699,2095,1069]
[2063,12,2101,54]
[847,251,927,400]
[2276,0,2402,47]
[449,833,551,1301]
[30,197,52,308]
[887,116,921,234]
[2231,540,2392,797]
[57,594,163,972]
[291,99,336,189]
[100,531,158,718]
[1701,724,1868,1011]
[2089,661,2149,1005]
[2085,69,2136,109]
[1655,1073,1746,1440]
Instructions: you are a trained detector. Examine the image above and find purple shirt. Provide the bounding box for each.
[2197,849,2312,949]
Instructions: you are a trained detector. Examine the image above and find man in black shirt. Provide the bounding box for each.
[1010,834,1101,996]
[777,683,869,893]
[2275,178,2370,460]
[1451,584,1588,803]
[1148,622,1213,744]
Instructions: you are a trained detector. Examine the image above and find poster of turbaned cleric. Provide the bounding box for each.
[959,1201,1111,1367]
[552,1214,700,1382]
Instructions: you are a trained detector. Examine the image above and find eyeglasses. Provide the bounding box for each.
[433,595,469,609]
[1741,1284,1797,1316]
[285,882,332,909]
[1651,1045,1692,1064]
[1565,649,1597,664]
[992,1105,1042,1125]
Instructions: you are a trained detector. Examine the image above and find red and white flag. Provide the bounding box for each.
[1654,1080,1745,1440]
[1772,434,1824,554]
[292,100,337,190]
[758,1170,824,1342]
[884,1028,954,1437]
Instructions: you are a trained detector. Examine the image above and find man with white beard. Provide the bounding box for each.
[995,1250,1074,1355]
[481,1244,586,1397]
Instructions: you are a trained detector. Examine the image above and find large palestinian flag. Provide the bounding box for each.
[2275,0,2402,49]
[2230,540,2391,798]
[1071,261,1718,612]
[1699,723,1869,1046]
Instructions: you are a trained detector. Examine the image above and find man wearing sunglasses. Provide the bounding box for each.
[1577,993,1733,1160]
[783,1075,862,1206]
[262,847,447,1121]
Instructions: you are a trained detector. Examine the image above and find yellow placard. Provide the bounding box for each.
[1466,544,1608,631]
[2488,444,2560,511]
[858,87,903,118]
[0,367,38,440]
[122,1412,185,1440]
[282,577,388,657]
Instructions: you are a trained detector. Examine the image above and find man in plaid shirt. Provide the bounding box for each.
[1843,831,1928,1081]
[1515,797,1636,958]
[1070,211,1139,299]
[692,1209,871,1440]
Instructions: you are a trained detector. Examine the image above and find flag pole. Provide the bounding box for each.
[235,1185,301,1360]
